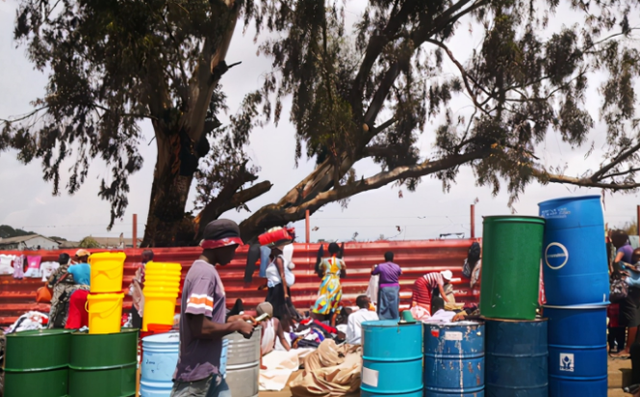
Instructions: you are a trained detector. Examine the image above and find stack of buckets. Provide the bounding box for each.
[87,252,127,334]
[539,196,609,397]
[142,261,182,332]
[480,215,549,396]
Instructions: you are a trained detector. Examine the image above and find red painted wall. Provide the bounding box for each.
[0,239,477,327]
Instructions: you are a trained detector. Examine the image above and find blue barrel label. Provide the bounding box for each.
[559,353,574,372]
[362,367,379,387]
[545,242,569,270]
[540,207,572,219]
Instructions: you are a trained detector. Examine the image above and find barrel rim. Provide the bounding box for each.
[362,355,424,362]
[543,303,610,309]
[6,328,74,338]
[482,215,545,223]
[548,374,608,381]
[4,363,69,372]
[548,343,608,349]
[69,361,137,371]
[482,316,548,323]
[424,353,485,359]
[360,385,424,394]
[486,382,549,390]
[424,385,484,393]
[538,195,602,207]
[72,327,139,336]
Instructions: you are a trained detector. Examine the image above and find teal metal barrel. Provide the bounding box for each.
[4,329,72,397]
[361,320,423,397]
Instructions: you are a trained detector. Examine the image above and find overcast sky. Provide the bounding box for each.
[1,0,640,243]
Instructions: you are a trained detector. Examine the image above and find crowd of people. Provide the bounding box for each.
[169,220,488,397]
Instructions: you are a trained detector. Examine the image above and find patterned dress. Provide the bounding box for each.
[311,256,345,315]
[47,264,89,329]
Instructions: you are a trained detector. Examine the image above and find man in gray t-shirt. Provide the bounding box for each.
[171,219,255,397]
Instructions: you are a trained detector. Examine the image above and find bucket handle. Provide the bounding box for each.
[85,299,122,318]
[94,263,124,278]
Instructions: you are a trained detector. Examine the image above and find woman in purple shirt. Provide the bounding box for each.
[612,229,640,358]
[372,251,402,320]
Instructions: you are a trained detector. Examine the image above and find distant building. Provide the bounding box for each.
[0,234,60,250]
[90,237,142,249]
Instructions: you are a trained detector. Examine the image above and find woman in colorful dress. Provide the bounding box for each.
[311,243,346,325]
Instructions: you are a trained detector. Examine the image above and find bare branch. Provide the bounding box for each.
[591,141,640,181]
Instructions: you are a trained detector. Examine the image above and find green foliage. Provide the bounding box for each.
[0,225,34,239]
[79,236,101,249]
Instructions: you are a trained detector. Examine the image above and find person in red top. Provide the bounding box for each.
[411,270,452,317]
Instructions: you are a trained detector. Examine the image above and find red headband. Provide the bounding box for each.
[200,237,243,250]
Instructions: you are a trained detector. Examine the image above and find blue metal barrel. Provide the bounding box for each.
[545,305,608,397]
[361,320,423,397]
[141,332,180,397]
[424,321,484,396]
[538,195,609,305]
[485,318,548,397]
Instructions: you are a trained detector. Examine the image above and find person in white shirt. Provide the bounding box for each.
[426,296,456,323]
[346,295,379,345]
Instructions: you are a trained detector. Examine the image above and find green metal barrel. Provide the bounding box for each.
[68,328,139,397]
[4,329,72,397]
[480,216,545,320]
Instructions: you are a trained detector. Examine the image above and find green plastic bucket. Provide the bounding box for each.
[68,328,138,397]
[5,329,72,370]
[4,367,69,397]
[480,216,545,320]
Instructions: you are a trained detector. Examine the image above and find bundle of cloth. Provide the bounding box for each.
[289,339,361,397]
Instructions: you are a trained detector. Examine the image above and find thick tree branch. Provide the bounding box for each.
[241,148,491,239]
[195,178,273,236]
[545,173,640,190]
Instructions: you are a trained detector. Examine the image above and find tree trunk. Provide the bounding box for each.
[142,128,197,247]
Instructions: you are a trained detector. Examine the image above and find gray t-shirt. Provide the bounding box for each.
[173,259,226,382]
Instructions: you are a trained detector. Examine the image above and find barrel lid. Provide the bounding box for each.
[362,319,421,327]
[143,331,180,343]
[482,215,545,224]
[7,329,73,338]
[538,195,601,207]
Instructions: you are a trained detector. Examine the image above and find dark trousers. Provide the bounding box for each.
[609,326,626,352]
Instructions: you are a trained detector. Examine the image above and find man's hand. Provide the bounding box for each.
[236,320,255,339]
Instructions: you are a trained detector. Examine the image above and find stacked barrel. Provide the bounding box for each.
[142,262,182,332]
[480,216,549,396]
[539,196,609,397]
[87,252,127,334]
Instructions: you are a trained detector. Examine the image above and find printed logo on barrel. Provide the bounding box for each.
[545,242,569,270]
[559,353,574,372]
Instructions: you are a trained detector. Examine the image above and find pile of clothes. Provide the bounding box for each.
[6,311,49,333]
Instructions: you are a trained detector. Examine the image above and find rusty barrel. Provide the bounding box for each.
[423,321,485,396]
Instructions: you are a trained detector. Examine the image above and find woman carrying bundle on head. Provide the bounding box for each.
[261,227,299,331]
[311,242,346,326]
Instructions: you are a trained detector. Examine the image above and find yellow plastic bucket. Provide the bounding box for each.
[144,275,182,285]
[144,281,181,289]
[89,252,126,293]
[145,269,182,277]
[86,293,124,334]
[146,262,182,272]
[144,286,180,294]
[142,292,178,332]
